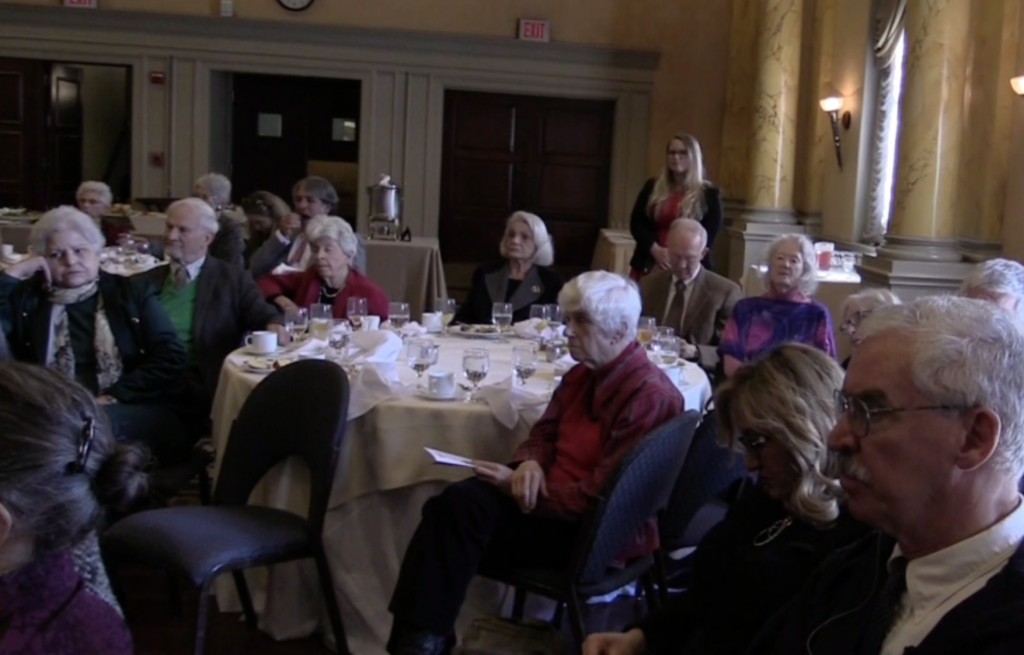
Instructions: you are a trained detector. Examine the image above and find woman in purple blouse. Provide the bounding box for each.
[719,234,836,377]
[0,362,148,655]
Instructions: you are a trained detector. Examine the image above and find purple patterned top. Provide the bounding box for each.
[0,551,132,655]
[718,296,836,364]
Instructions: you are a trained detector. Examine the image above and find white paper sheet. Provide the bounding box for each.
[424,447,475,468]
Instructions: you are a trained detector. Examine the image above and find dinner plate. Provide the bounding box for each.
[416,389,458,402]
[455,325,504,340]
[245,356,297,373]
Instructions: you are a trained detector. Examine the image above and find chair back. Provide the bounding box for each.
[659,410,746,550]
[570,410,701,586]
[214,360,350,536]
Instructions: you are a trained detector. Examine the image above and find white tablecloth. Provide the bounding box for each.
[209,334,712,653]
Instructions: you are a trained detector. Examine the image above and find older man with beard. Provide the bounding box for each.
[748,296,1024,655]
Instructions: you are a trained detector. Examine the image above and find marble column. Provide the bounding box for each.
[953,0,1019,261]
[718,0,764,202]
[879,0,971,262]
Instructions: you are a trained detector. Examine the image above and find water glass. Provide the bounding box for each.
[347,296,368,330]
[327,319,352,361]
[547,304,564,325]
[656,335,681,365]
[462,348,490,402]
[528,304,551,330]
[285,307,309,341]
[637,316,656,349]
[512,345,538,386]
[492,302,513,342]
[406,338,439,381]
[310,303,333,341]
[436,297,457,330]
[389,301,411,330]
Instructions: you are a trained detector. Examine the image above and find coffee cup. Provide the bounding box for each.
[363,315,382,331]
[0,244,13,260]
[421,311,443,333]
[245,330,278,355]
[427,370,456,397]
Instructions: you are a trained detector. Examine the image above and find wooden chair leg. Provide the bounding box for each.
[194,580,212,655]
[566,591,587,647]
[232,570,258,629]
[315,552,351,655]
[512,587,526,621]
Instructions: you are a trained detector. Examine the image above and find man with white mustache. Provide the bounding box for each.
[748,296,1024,655]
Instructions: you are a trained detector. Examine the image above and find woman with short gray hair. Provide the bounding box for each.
[838,288,901,367]
[192,172,245,269]
[453,210,564,325]
[719,234,836,376]
[0,206,191,466]
[257,215,389,319]
[960,257,1024,323]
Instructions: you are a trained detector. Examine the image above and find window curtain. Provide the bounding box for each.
[862,0,907,243]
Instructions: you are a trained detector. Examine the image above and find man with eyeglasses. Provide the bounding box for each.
[749,295,1024,655]
[640,218,740,373]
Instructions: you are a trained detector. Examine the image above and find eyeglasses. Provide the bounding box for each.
[834,390,971,439]
[667,149,689,158]
[738,431,769,452]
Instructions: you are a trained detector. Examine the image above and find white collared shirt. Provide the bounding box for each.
[661,266,702,326]
[170,256,206,284]
[881,495,1024,654]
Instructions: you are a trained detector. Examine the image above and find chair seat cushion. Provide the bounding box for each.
[102,506,312,586]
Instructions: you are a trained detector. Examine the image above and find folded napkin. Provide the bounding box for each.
[552,353,577,377]
[381,321,428,338]
[347,362,402,419]
[513,318,565,342]
[346,330,403,363]
[270,263,305,275]
[476,375,552,429]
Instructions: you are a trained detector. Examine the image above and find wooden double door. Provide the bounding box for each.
[440,90,615,287]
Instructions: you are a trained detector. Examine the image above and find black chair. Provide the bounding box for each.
[480,410,702,645]
[101,360,352,655]
[655,410,747,588]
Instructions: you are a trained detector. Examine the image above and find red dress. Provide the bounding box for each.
[629,192,684,282]
[256,268,390,320]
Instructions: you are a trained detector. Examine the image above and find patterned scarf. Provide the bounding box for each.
[46,280,123,392]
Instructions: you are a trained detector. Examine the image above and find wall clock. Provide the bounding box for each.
[278,0,314,11]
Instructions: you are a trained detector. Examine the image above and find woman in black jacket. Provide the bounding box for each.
[454,211,564,325]
[0,207,191,466]
[629,133,723,278]
[583,344,869,655]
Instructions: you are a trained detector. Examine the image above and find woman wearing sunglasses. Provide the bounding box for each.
[583,344,868,655]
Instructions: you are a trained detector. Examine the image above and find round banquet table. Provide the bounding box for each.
[208,333,713,654]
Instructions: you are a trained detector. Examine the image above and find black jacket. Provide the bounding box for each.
[139,257,281,406]
[0,328,9,361]
[0,271,187,405]
[453,261,564,325]
[628,178,723,274]
[640,480,869,655]
[747,532,1024,655]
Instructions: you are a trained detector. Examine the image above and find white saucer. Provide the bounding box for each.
[416,388,458,402]
[241,345,282,356]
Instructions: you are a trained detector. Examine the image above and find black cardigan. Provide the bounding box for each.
[454,261,564,325]
[628,178,723,274]
[0,271,187,405]
[640,479,869,655]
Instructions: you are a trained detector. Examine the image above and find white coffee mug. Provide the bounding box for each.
[421,312,443,333]
[245,330,278,355]
[363,315,382,331]
[427,370,456,397]
[0,244,13,259]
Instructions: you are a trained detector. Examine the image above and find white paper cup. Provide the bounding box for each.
[245,330,278,354]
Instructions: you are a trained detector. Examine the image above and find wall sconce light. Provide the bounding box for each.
[819,96,850,170]
[1011,76,1024,96]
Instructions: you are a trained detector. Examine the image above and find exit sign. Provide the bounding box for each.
[518,19,550,42]
[64,0,98,7]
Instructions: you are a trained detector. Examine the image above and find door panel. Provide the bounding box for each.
[0,58,45,209]
[47,64,84,206]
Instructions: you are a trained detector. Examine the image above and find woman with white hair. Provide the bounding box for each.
[0,206,192,466]
[960,257,1024,322]
[388,271,684,655]
[257,215,389,319]
[719,234,836,377]
[838,288,901,368]
[76,181,127,246]
[454,211,564,324]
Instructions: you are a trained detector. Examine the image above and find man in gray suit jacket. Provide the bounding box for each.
[142,198,285,414]
[641,218,741,373]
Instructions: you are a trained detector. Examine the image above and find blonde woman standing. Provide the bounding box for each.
[629,133,723,278]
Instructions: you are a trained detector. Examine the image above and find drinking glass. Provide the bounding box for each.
[389,302,411,330]
[492,302,513,342]
[285,307,309,341]
[462,348,490,402]
[650,325,675,357]
[310,303,333,341]
[547,304,564,326]
[436,298,457,331]
[406,338,439,382]
[347,297,368,330]
[529,304,551,330]
[637,316,656,349]
[512,344,538,386]
[327,319,352,361]
[656,335,681,366]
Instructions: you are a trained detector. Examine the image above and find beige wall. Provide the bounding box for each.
[5,0,733,189]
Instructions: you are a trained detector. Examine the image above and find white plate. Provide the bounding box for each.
[455,325,504,340]
[245,356,297,373]
[241,344,284,356]
[416,389,458,402]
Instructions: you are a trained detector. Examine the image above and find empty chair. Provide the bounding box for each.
[101,360,351,655]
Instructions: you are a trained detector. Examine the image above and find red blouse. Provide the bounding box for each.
[257,268,390,320]
[654,192,685,248]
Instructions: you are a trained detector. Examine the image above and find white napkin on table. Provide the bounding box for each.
[382,321,428,338]
[347,362,403,419]
[513,318,565,342]
[270,263,304,275]
[552,353,577,377]
[346,330,402,363]
[476,375,552,429]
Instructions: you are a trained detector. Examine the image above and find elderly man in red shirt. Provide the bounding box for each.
[387,271,686,655]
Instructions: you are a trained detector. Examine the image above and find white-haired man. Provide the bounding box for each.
[387,271,685,655]
[640,218,741,374]
[749,296,1024,654]
[960,257,1024,323]
[141,198,285,416]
